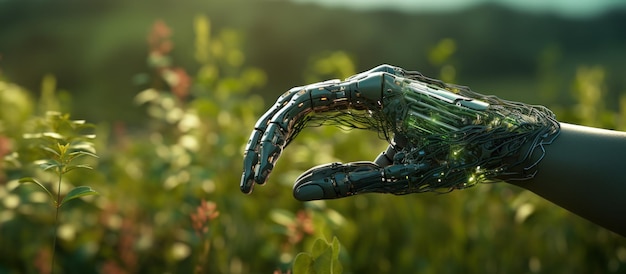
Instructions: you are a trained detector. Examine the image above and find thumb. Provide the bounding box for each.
[292,161,383,201]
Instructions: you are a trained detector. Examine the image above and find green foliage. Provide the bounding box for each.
[18,111,99,207]
[293,237,343,274]
[428,38,457,83]
[15,110,99,273]
[1,13,626,274]
[0,78,33,135]
[304,51,356,84]
[17,177,54,205]
[61,186,98,208]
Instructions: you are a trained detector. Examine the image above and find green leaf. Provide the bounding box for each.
[45,110,62,117]
[18,177,55,204]
[64,164,93,173]
[312,242,333,274]
[40,146,61,157]
[270,209,295,226]
[57,143,69,156]
[72,121,96,133]
[330,237,343,274]
[22,133,43,139]
[63,164,93,174]
[294,238,343,274]
[60,186,98,207]
[293,253,314,274]
[69,150,98,159]
[35,160,61,171]
[135,88,160,104]
[311,238,328,258]
[331,237,340,260]
[42,132,64,140]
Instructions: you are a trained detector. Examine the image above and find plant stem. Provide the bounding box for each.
[50,170,63,274]
[194,238,211,274]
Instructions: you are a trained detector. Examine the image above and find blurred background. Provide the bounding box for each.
[1,0,626,273]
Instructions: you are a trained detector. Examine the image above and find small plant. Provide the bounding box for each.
[190,199,220,274]
[18,111,99,274]
[292,237,343,274]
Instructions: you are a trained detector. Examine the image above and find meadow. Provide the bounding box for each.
[1,4,626,273]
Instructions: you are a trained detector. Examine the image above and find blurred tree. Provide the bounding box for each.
[428,38,457,83]
[304,51,356,84]
[572,66,608,127]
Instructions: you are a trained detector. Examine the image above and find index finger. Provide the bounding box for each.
[241,80,342,193]
[241,86,305,193]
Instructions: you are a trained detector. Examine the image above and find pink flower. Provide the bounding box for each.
[190,200,220,236]
[147,20,173,55]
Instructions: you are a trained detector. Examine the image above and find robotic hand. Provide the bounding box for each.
[241,65,559,201]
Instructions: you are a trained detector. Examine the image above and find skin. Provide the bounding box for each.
[510,123,626,237]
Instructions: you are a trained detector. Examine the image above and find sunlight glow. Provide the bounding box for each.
[292,0,626,17]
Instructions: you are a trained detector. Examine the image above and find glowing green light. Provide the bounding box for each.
[301,67,559,195]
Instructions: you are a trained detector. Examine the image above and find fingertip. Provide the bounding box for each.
[293,184,325,201]
[240,172,254,194]
[255,162,273,185]
[240,185,253,194]
[242,150,259,194]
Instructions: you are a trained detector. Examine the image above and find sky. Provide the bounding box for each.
[292,0,626,18]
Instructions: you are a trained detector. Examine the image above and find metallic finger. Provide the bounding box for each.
[292,162,383,201]
[241,86,304,193]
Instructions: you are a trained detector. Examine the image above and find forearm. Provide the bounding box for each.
[511,123,626,237]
